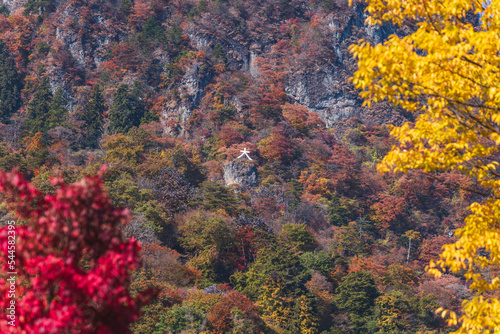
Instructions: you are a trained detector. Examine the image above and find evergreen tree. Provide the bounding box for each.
[233,242,318,333]
[24,76,52,137]
[232,242,310,300]
[141,17,166,42]
[212,43,227,64]
[280,223,316,252]
[326,193,349,226]
[0,5,9,17]
[334,271,379,315]
[81,85,105,148]
[334,271,379,333]
[46,87,68,132]
[23,0,55,15]
[0,39,22,120]
[140,108,160,125]
[197,181,238,216]
[23,80,69,142]
[108,83,145,134]
[131,81,149,125]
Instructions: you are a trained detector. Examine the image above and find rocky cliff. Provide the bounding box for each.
[223,159,258,187]
[0,0,408,135]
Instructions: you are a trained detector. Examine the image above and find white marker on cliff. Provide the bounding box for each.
[237,148,252,160]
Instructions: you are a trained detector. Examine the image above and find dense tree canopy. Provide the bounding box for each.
[0,0,485,332]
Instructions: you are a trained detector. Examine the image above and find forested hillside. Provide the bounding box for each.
[0,0,478,333]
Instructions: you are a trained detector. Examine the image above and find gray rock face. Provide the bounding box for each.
[223,160,258,188]
[53,2,121,70]
[286,67,360,128]
[0,0,27,12]
[0,0,67,14]
[284,5,401,128]
[162,61,212,134]
[177,3,402,130]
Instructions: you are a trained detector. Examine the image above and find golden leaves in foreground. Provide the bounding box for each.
[351,0,500,332]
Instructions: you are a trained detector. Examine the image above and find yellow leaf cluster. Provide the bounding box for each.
[351,0,500,332]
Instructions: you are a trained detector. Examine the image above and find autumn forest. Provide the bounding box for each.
[0,0,495,333]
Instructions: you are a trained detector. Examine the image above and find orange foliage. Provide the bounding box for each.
[207,290,260,334]
[234,226,262,264]
[141,243,201,286]
[370,194,408,233]
[196,50,207,62]
[203,160,224,182]
[218,124,244,147]
[128,0,152,31]
[252,51,289,122]
[48,139,70,164]
[254,50,287,87]
[214,63,226,73]
[281,102,324,135]
[152,95,168,113]
[349,255,389,285]
[1,14,34,69]
[252,197,280,219]
[299,170,331,202]
[101,43,144,79]
[325,143,359,194]
[416,274,468,314]
[416,235,454,269]
[23,132,45,152]
[258,127,295,162]
[305,271,334,303]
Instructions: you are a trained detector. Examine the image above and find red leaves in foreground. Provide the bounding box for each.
[0,166,155,334]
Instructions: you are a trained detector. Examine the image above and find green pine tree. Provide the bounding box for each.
[81,85,105,148]
[24,81,69,142]
[0,5,10,18]
[47,87,69,132]
[197,181,238,216]
[280,223,316,252]
[131,81,149,125]
[0,39,22,120]
[140,107,160,125]
[233,242,318,333]
[334,271,379,315]
[23,76,52,137]
[212,43,227,64]
[108,83,145,134]
[334,271,379,333]
[326,192,349,226]
[232,242,310,300]
[141,17,167,42]
[23,0,55,15]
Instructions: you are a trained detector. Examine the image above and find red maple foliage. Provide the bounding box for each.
[0,167,155,334]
